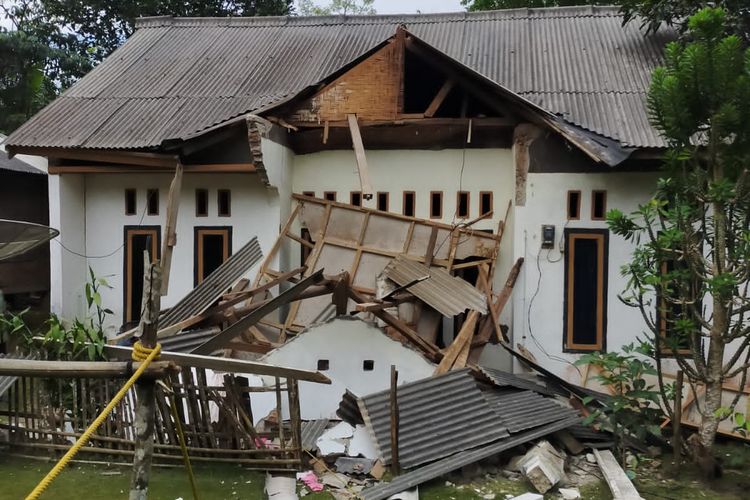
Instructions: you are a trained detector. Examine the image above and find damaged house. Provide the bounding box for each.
[5,6,744,437]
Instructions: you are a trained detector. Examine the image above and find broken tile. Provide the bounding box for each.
[321,472,349,489]
[335,457,375,475]
[348,424,378,458]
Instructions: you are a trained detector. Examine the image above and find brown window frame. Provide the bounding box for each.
[302,191,316,198]
[563,228,608,352]
[217,189,231,217]
[479,191,493,216]
[430,191,443,219]
[376,192,389,212]
[591,190,607,221]
[123,226,161,323]
[323,191,337,202]
[146,188,159,216]
[350,191,362,207]
[124,188,137,216]
[194,227,232,286]
[657,260,694,357]
[567,190,581,220]
[457,191,470,219]
[195,189,209,217]
[403,191,416,217]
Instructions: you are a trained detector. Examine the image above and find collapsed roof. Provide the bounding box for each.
[4,7,673,157]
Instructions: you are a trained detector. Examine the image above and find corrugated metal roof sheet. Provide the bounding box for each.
[159,327,219,353]
[0,150,44,174]
[357,369,510,469]
[359,415,581,500]
[478,365,556,396]
[383,256,487,317]
[483,389,579,433]
[301,419,329,451]
[159,237,262,329]
[6,6,673,150]
[0,352,37,397]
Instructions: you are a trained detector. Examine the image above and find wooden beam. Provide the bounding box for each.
[425,80,455,118]
[7,146,179,167]
[160,162,183,295]
[104,344,330,384]
[191,269,325,355]
[47,163,256,174]
[347,114,374,199]
[594,449,644,500]
[0,359,176,378]
[478,257,523,343]
[285,117,513,129]
[434,310,479,375]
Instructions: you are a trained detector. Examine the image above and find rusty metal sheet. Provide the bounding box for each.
[383,255,487,316]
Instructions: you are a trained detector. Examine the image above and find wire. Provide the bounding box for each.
[52,189,155,260]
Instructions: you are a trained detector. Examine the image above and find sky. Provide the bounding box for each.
[370,0,465,14]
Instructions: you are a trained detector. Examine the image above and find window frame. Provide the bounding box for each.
[194,226,232,286]
[591,190,607,221]
[217,189,231,217]
[124,188,137,216]
[567,190,581,221]
[479,191,493,216]
[430,191,443,219]
[323,191,337,202]
[350,191,362,207]
[403,191,416,217]
[456,191,470,219]
[563,228,609,352]
[195,189,209,217]
[146,188,159,216]
[657,260,695,357]
[376,192,389,212]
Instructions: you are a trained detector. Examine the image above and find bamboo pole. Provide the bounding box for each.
[0,360,176,378]
[673,370,684,466]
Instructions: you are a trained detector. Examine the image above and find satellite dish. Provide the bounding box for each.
[0,220,59,261]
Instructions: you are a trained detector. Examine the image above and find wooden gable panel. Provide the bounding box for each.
[288,40,403,123]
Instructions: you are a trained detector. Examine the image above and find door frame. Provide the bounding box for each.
[123,225,161,324]
[193,226,232,286]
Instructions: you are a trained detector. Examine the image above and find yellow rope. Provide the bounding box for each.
[25,341,162,500]
[168,386,199,499]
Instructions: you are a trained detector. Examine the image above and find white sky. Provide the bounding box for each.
[370,0,465,14]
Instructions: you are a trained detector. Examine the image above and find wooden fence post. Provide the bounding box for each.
[390,365,400,476]
[129,254,163,500]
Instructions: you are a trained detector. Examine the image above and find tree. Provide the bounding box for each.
[608,7,750,455]
[461,0,613,10]
[619,1,750,42]
[298,0,375,16]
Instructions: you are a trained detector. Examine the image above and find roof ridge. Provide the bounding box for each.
[521,90,647,95]
[135,6,623,29]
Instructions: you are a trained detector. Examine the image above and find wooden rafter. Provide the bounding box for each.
[424,80,455,118]
[347,114,374,199]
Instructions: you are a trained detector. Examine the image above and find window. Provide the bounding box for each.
[302,191,315,198]
[124,226,161,323]
[195,189,208,217]
[218,189,231,217]
[430,191,443,218]
[363,360,374,371]
[658,259,694,356]
[125,189,137,216]
[567,191,581,220]
[592,190,607,220]
[403,191,415,217]
[377,192,389,211]
[457,191,470,218]
[324,191,337,202]
[480,191,493,216]
[563,229,608,351]
[317,359,330,371]
[194,227,231,285]
[350,191,362,207]
[146,189,159,216]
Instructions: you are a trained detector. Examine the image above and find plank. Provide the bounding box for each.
[424,80,455,117]
[434,310,479,375]
[593,449,644,500]
[347,114,374,198]
[160,162,183,295]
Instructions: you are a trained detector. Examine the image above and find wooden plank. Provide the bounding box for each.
[160,163,183,295]
[9,146,179,167]
[593,449,643,500]
[390,365,400,476]
[0,359,176,378]
[478,257,524,343]
[103,344,331,384]
[347,114,374,199]
[191,269,325,355]
[434,310,479,375]
[424,80,455,118]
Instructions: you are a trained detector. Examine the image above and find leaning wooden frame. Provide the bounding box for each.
[247,195,503,343]
[1,367,306,470]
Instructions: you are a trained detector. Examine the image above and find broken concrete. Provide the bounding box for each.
[518,440,566,494]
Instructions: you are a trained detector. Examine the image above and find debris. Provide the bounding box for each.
[335,457,376,475]
[558,488,581,500]
[482,494,495,500]
[321,422,355,440]
[585,453,596,464]
[265,474,298,500]
[370,460,386,480]
[518,440,566,494]
[593,449,644,500]
[348,424,379,459]
[508,494,543,500]
[310,458,328,476]
[317,438,346,456]
[296,471,325,492]
[321,472,350,489]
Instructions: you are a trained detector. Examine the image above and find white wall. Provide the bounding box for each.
[511,171,663,381]
[49,174,87,319]
[260,317,436,420]
[81,172,277,332]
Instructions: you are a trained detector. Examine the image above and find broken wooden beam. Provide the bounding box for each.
[434,310,479,375]
[347,114,374,199]
[159,162,183,295]
[424,80,455,118]
[0,359,177,379]
[593,449,643,500]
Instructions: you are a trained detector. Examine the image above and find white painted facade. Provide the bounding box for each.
[260,317,436,420]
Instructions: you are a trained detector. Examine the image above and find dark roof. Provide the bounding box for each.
[0,149,44,174]
[5,6,673,152]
